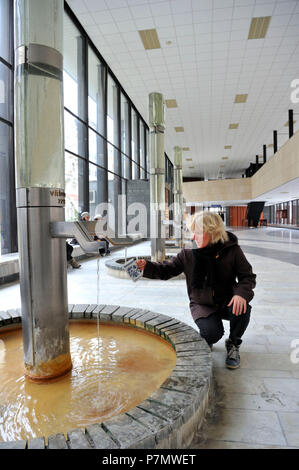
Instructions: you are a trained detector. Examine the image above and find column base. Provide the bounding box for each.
[24,353,73,382]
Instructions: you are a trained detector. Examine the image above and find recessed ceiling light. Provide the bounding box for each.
[268,144,274,147]
[222,157,229,160]
[165,99,178,108]
[174,127,184,132]
[229,123,239,129]
[234,94,248,103]
[139,29,161,50]
[248,16,271,40]
[224,145,232,149]
[182,147,190,151]
[189,166,194,169]
[166,40,172,45]
[186,158,192,161]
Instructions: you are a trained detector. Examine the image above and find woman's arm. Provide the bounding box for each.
[138,251,185,280]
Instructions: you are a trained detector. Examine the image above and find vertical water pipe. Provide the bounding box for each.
[149,93,166,262]
[173,146,183,247]
[14,0,72,380]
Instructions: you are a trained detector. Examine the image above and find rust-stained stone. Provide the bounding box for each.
[27,437,45,449]
[47,433,68,449]
[0,440,27,449]
[135,312,160,328]
[102,414,156,449]
[71,304,89,318]
[85,423,119,449]
[111,306,135,322]
[123,308,147,323]
[6,308,22,323]
[84,304,98,317]
[67,429,92,449]
[0,311,12,325]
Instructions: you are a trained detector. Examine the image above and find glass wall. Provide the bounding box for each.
[0,0,16,255]
[1,1,150,254]
[267,200,299,227]
[63,4,149,231]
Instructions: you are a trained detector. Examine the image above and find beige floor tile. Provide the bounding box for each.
[206,408,287,446]
[278,413,299,447]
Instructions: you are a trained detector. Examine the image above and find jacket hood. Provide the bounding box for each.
[226,231,238,245]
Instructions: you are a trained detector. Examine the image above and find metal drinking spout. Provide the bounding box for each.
[50,221,106,254]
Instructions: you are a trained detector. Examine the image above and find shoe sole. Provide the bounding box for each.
[226,363,240,369]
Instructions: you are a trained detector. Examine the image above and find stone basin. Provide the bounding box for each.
[0,305,212,449]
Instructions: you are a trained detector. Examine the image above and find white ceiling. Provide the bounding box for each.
[66,0,299,180]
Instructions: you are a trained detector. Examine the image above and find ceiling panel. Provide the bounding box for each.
[67,0,299,180]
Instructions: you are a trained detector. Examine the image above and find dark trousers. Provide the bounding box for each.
[66,242,73,261]
[195,304,251,346]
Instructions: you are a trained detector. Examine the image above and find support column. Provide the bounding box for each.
[14,0,71,381]
[149,92,165,262]
[173,146,183,247]
[273,130,278,154]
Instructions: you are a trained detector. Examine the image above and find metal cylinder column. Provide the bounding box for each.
[14,0,71,381]
[149,93,165,262]
[173,146,183,247]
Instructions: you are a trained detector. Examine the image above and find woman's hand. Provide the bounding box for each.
[136,259,147,271]
[227,295,247,316]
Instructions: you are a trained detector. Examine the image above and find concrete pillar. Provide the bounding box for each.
[149,92,165,262]
[173,146,183,247]
[14,0,71,380]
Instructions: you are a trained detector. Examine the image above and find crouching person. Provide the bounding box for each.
[136,211,256,369]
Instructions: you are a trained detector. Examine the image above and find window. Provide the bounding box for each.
[63,14,85,120]
[65,152,85,221]
[88,47,106,136]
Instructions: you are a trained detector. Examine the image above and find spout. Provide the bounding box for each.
[50,221,106,253]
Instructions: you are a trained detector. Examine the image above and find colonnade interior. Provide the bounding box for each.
[0,0,299,451]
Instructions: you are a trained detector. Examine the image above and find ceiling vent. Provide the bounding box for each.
[234,94,248,103]
[229,123,239,129]
[248,16,271,39]
[165,99,178,108]
[139,29,161,50]
[174,127,184,132]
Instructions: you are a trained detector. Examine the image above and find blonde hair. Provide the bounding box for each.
[187,211,228,245]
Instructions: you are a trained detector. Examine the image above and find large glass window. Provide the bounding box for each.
[65,152,85,221]
[64,111,86,158]
[139,120,146,179]
[63,14,85,120]
[0,122,13,255]
[89,163,107,219]
[0,0,13,64]
[131,110,139,179]
[88,47,106,137]
[0,62,12,122]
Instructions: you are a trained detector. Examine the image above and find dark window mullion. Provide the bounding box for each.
[83,34,89,213]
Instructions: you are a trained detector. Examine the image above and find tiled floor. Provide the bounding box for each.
[0,226,299,449]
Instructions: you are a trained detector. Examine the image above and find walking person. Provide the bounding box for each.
[136,211,256,369]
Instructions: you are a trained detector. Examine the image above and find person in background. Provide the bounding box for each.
[136,211,256,369]
[93,214,110,256]
[66,242,81,269]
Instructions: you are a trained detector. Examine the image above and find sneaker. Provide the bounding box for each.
[70,257,81,269]
[225,338,240,369]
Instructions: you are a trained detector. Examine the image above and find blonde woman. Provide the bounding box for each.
[136,211,256,369]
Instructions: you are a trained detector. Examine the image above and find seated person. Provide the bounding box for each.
[93,213,110,256]
[66,242,81,269]
[70,211,90,245]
